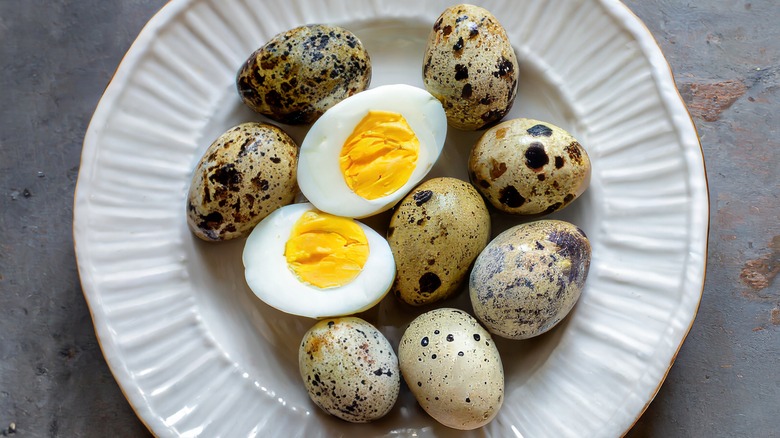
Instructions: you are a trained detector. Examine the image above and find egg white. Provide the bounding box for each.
[297,84,447,218]
[242,202,396,319]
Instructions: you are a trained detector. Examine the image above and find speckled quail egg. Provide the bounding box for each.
[297,84,447,218]
[299,317,400,423]
[186,122,298,241]
[399,308,504,430]
[423,4,518,130]
[470,220,591,340]
[237,24,371,124]
[387,177,490,306]
[242,202,395,318]
[469,118,591,215]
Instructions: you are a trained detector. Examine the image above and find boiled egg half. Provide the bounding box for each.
[297,84,447,218]
[242,202,395,318]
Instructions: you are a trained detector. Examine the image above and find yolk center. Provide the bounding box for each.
[284,210,369,289]
[339,110,420,200]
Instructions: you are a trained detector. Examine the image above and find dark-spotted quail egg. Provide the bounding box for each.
[469,220,591,340]
[469,118,591,215]
[387,177,490,306]
[237,24,371,124]
[186,122,298,241]
[299,317,400,423]
[398,308,503,430]
[423,4,518,130]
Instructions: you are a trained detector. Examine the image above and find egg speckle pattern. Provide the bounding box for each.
[237,24,371,124]
[423,4,519,130]
[388,177,491,306]
[469,118,591,215]
[299,317,400,423]
[186,122,298,241]
[399,308,504,430]
[470,220,592,340]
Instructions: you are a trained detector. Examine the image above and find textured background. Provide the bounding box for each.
[1,0,778,436]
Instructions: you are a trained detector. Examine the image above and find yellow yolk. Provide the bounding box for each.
[284,210,370,289]
[339,110,420,200]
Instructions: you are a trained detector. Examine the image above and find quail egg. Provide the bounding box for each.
[186,122,298,241]
[388,177,490,306]
[297,84,447,218]
[399,308,504,430]
[469,118,591,215]
[423,4,518,130]
[470,220,592,340]
[299,317,400,422]
[242,203,395,318]
[237,24,371,124]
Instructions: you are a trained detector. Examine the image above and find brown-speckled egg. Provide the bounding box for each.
[399,308,503,430]
[387,177,490,306]
[469,220,591,340]
[469,118,591,215]
[299,317,400,423]
[237,24,371,124]
[186,122,298,241]
[422,4,518,130]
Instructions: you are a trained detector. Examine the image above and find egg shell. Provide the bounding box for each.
[423,4,518,130]
[399,308,504,430]
[297,84,447,219]
[388,177,490,306]
[469,220,591,340]
[237,24,371,124]
[299,317,400,423]
[242,203,396,318]
[469,118,591,215]
[186,122,298,241]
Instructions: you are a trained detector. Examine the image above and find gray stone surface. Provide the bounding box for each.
[623,1,780,436]
[0,1,777,437]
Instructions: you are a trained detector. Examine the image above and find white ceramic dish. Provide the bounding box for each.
[74,0,708,436]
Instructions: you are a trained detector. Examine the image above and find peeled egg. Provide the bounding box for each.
[242,202,395,318]
[297,84,447,218]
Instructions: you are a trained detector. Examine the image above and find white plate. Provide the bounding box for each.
[74,0,708,436]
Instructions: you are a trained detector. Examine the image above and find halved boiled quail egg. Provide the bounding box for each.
[297,84,447,218]
[242,202,395,318]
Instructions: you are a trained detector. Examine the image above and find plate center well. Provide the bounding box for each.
[184,17,584,417]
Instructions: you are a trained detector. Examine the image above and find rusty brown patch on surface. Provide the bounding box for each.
[678,79,747,122]
[740,259,779,290]
[740,235,780,291]
[771,307,780,326]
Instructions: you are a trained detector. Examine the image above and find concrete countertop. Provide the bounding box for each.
[1,1,777,436]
